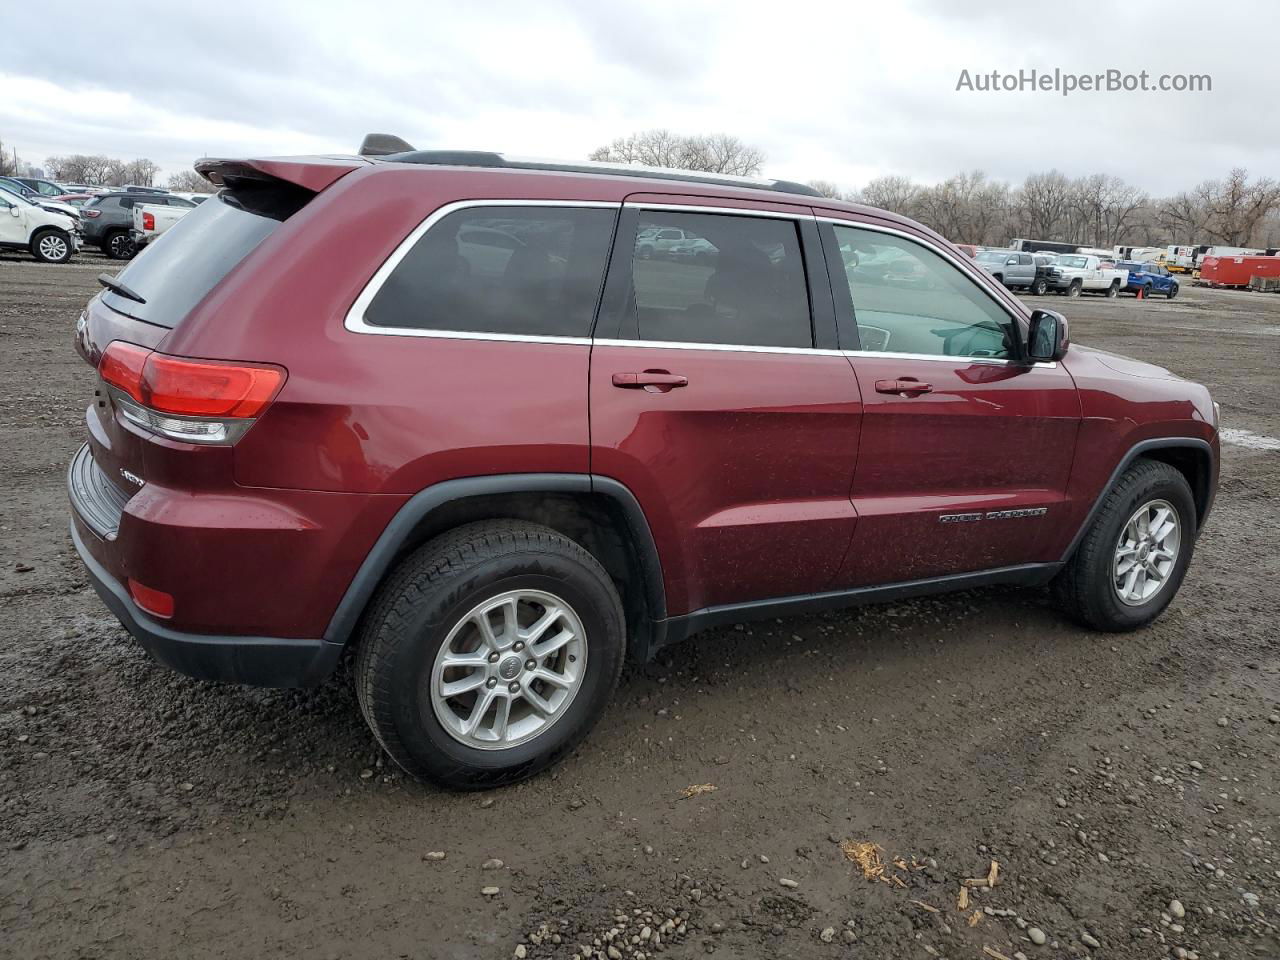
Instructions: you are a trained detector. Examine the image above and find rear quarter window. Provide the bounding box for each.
[362,206,617,339]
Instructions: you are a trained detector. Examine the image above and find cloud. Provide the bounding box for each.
[2,0,1277,195]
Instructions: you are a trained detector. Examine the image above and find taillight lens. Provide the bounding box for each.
[142,211,155,230]
[128,579,174,619]
[98,341,285,444]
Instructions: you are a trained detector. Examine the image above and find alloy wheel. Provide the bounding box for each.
[429,589,587,750]
[1113,499,1181,606]
[38,235,68,261]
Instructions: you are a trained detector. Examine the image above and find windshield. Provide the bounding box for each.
[1057,256,1088,268]
[975,250,1011,262]
[101,189,304,328]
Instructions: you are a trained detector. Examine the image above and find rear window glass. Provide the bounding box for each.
[101,189,301,328]
[363,206,616,338]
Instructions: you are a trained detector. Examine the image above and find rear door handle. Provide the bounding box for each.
[612,371,688,390]
[875,378,933,395]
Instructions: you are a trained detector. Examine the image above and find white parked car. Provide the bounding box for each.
[131,202,194,252]
[0,186,81,263]
[1049,254,1129,298]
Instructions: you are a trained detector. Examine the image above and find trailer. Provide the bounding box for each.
[1199,254,1280,288]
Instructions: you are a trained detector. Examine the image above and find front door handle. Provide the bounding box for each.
[875,378,933,395]
[612,371,688,391]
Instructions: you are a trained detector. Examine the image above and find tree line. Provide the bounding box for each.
[0,137,210,193]
[594,130,1280,249]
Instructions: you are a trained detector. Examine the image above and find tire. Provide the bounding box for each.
[1167,284,1179,299]
[637,245,654,260]
[1105,280,1120,298]
[104,230,134,260]
[1052,459,1196,632]
[355,520,626,789]
[991,273,1003,285]
[30,228,72,264]
[1031,278,1048,296]
[1066,280,1082,298]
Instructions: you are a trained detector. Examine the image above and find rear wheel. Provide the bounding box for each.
[30,228,72,263]
[1105,280,1120,298]
[355,520,626,789]
[104,230,134,260]
[1052,459,1196,631]
[1031,278,1048,296]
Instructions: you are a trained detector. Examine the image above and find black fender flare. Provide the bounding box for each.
[322,473,666,646]
[1059,436,1215,563]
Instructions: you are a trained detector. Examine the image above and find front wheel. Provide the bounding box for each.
[1167,284,1179,299]
[355,520,626,789]
[1066,280,1082,298]
[1052,459,1196,631]
[30,228,73,263]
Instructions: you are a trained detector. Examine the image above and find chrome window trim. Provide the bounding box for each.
[344,199,618,342]
[593,337,842,357]
[624,201,811,221]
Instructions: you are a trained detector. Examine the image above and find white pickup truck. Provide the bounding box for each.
[131,202,193,253]
[1049,254,1129,298]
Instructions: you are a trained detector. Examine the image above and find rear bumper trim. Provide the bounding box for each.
[70,520,343,688]
[67,442,130,539]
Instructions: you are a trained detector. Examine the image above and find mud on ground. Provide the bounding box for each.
[2,250,1278,959]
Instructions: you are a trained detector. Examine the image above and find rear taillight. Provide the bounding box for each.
[142,211,155,230]
[82,209,101,219]
[98,341,285,445]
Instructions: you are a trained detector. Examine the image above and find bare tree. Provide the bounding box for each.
[1014,171,1074,241]
[121,158,161,187]
[855,175,921,217]
[0,135,18,177]
[168,169,213,193]
[590,129,765,176]
[806,179,851,200]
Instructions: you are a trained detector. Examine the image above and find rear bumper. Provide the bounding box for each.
[71,519,343,687]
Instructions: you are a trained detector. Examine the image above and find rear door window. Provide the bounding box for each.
[363,206,616,339]
[624,211,812,349]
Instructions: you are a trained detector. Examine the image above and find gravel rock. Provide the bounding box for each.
[1169,899,1185,919]
[482,858,504,870]
[819,926,836,943]
[481,886,500,897]
[423,851,446,861]
[1027,927,1047,945]
[779,877,798,888]
[1081,931,1100,948]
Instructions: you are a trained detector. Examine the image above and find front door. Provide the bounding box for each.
[0,197,27,246]
[822,220,1081,587]
[590,201,864,616]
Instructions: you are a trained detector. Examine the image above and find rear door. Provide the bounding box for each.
[589,197,863,616]
[819,218,1081,587]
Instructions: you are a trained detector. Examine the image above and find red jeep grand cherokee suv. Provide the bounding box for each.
[69,141,1219,788]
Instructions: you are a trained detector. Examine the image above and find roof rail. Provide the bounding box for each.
[357,135,822,198]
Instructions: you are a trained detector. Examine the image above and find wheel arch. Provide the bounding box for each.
[1060,437,1215,563]
[325,474,666,661]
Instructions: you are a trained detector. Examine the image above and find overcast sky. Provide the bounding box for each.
[2,0,1277,195]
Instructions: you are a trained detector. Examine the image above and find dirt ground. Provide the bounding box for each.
[2,248,1278,960]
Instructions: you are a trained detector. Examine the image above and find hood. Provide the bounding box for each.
[1069,344,1182,381]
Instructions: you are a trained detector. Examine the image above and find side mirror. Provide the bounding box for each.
[1027,309,1069,362]
[8,206,19,218]
[1006,256,1019,265]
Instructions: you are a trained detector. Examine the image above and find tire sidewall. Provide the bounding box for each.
[1086,470,1196,629]
[382,552,624,784]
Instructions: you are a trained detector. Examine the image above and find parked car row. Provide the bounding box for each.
[0,176,211,262]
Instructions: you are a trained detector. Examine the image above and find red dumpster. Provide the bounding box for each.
[1200,254,1280,287]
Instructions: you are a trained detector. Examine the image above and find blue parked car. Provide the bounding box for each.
[1117,261,1180,299]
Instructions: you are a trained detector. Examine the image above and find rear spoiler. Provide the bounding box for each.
[194,156,366,193]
